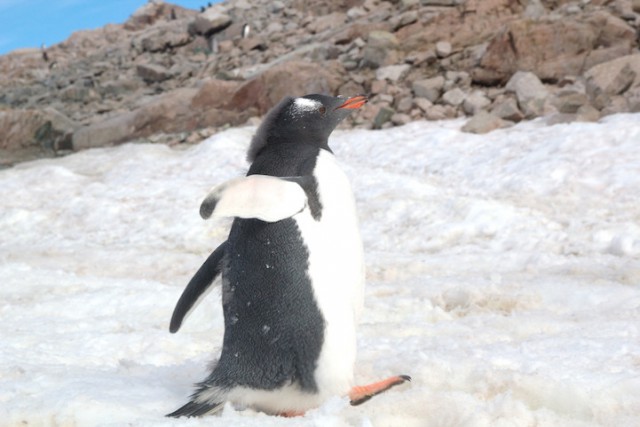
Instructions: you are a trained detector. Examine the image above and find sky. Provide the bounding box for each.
[0,0,220,55]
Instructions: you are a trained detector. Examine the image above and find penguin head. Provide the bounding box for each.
[247,94,367,162]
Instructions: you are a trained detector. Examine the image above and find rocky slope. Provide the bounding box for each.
[1,0,639,166]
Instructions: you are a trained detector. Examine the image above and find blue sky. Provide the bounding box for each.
[0,0,218,55]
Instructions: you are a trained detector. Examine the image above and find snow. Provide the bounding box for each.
[1,114,640,426]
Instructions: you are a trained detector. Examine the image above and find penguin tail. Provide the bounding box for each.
[166,399,225,418]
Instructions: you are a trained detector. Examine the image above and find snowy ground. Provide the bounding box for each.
[1,114,639,427]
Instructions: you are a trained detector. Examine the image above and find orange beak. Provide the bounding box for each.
[335,95,368,110]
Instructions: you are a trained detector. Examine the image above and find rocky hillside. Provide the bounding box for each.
[1,0,639,166]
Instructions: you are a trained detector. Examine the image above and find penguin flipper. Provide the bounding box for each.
[200,174,308,222]
[169,241,227,333]
[166,400,224,418]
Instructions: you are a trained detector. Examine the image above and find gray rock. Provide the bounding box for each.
[361,31,399,69]
[523,0,546,19]
[376,64,411,82]
[391,113,412,126]
[442,88,466,107]
[491,97,524,122]
[436,41,453,58]
[373,106,395,129]
[396,96,414,113]
[551,90,590,114]
[413,76,445,102]
[505,71,548,118]
[462,111,510,134]
[462,90,491,115]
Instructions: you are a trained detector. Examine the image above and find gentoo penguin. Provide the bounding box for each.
[168,94,410,417]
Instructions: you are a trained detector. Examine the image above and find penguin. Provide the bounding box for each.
[167,94,410,417]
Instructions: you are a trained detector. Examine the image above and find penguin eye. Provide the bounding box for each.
[318,106,326,115]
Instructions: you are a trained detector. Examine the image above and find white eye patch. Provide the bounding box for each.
[292,97,322,115]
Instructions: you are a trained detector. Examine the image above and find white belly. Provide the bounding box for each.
[294,149,365,399]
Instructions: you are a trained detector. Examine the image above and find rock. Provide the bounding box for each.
[413,97,433,113]
[523,0,547,19]
[136,63,172,83]
[441,88,466,107]
[461,111,510,134]
[462,90,491,115]
[132,22,192,53]
[412,76,445,102]
[475,12,636,84]
[307,12,346,34]
[391,113,412,126]
[373,106,395,129]
[228,61,342,116]
[421,0,464,4]
[626,87,640,112]
[360,31,398,69]
[435,41,453,58]
[191,79,239,110]
[124,2,194,31]
[491,97,525,122]
[238,37,267,52]
[375,64,411,82]
[72,111,136,149]
[584,54,640,110]
[396,96,414,113]
[188,14,232,37]
[0,107,77,153]
[551,90,590,114]
[426,104,456,121]
[505,71,549,118]
[200,9,232,30]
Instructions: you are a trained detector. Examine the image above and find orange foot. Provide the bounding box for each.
[349,375,411,406]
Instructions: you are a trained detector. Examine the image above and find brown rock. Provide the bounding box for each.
[191,79,239,110]
[136,63,172,83]
[585,54,640,110]
[0,107,77,152]
[229,61,343,115]
[188,15,232,37]
[475,12,635,83]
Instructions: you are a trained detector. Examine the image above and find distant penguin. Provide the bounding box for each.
[167,94,410,417]
[241,23,251,39]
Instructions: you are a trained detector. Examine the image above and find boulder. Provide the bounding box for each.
[412,76,445,102]
[360,31,399,69]
[188,15,232,37]
[0,107,77,152]
[228,61,343,115]
[136,63,172,83]
[441,88,466,107]
[505,71,549,118]
[462,90,491,115]
[435,41,453,58]
[474,12,636,84]
[461,111,510,134]
[132,22,192,53]
[375,64,411,82]
[584,54,640,110]
[491,97,525,122]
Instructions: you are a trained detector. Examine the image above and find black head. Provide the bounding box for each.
[247,94,367,162]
